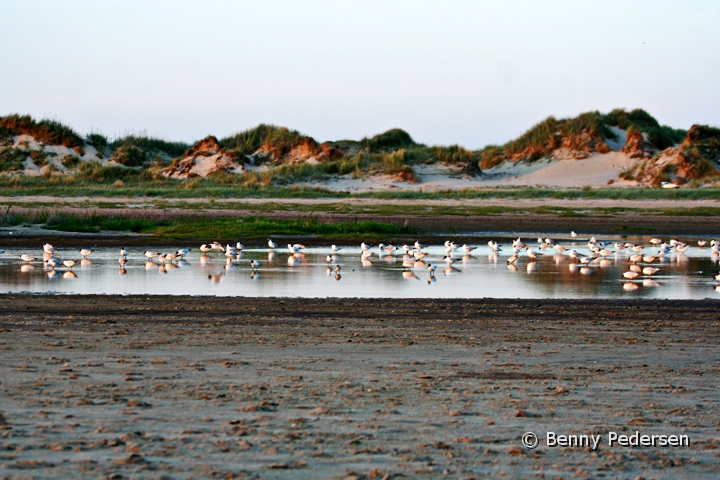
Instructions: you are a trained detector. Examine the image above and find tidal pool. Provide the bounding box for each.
[0,237,718,299]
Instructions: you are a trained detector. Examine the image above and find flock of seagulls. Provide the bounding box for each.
[4,234,720,290]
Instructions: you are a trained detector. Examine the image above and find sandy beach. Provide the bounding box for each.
[1,295,718,478]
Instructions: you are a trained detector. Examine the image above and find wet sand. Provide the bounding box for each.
[0,296,719,478]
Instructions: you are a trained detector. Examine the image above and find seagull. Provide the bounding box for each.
[225,244,236,256]
[414,241,425,250]
[144,251,160,260]
[642,255,656,263]
[412,251,427,260]
[176,248,190,258]
[288,244,302,253]
[326,255,333,263]
[20,254,37,263]
[461,244,477,254]
[629,254,643,263]
[79,249,93,258]
[642,267,661,275]
[513,238,526,249]
[554,245,567,253]
[236,242,245,251]
[42,242,55,254]
[443,255,457,265]
[698,241,708,247]
[661,181,679,189]
[200,244,210,253]
[649,238,663,245]
[427,264,436,274]
[331,245,341,253]
[120,247,128,257]
[249,259,260,269]
[44,258,61,269]
[62,260,76,270]
[267,239,278,249]
[568,250,583,259]
[382,244,397,254]
[360,242,370,251]
[211,242,224,251]
[507,254,518,265]
[526,248,542,259]
[571,231,578,238]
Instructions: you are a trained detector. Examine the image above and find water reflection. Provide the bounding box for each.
[0,242,719,298]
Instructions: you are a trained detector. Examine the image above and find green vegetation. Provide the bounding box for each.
[0,148,29,172]
[361,128,416,152]
[0,114,84,150]
[110,133,188,160]
[0,208,416,240]
[220,124,308,157]
[602,108,686,150]
[152,216,415,240]
[480,111,615,168]
[2,172,720,201]
[85,132,109,151]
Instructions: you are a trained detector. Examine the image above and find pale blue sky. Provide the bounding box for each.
[1,0,718,148]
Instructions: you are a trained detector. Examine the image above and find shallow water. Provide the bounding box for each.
[1,238,719,298]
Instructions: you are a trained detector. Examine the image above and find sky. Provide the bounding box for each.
[1,0,719,149]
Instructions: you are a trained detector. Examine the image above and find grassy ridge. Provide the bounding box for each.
[2,175,720,200]
[0,208,416,240]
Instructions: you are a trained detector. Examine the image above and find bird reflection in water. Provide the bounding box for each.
[119,268,127,276]
[20,265,34,273]
[46,270,61,279]
[63,271,78,279]
[208,272,224,283]
[80,258,92,267]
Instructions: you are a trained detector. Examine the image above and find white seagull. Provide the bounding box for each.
[62,260,77,270]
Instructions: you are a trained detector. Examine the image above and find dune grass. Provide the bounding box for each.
[0,114,85,150]
[220,124,308,156]
[602,108,686,149]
